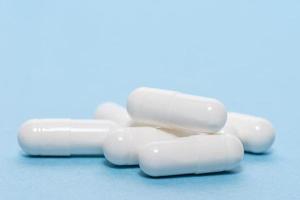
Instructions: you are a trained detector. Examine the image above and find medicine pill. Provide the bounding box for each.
[18,119,118,156]
[103,127,176,165]
[218,123,238,135]
[95,102,198,137]
[139,134,244,177]
[127,87,227,133]
[95,102,132,127]
[226,112,275,153]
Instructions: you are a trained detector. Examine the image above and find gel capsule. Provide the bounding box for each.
[95,102,132,126]
[95,102,197,137]
[103,127,176,165]
[218,123,238,136]
[139,134,244,177]
[226,112,275,153]
[127,87,227,133]
[18,119,118,156]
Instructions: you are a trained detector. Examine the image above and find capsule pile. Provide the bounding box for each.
[18,87,276,177]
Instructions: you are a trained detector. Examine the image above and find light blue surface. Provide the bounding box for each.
[0,0,299,199]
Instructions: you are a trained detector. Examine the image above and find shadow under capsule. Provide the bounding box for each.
[20,151,104,158]
[245,148,274,156]
[17,151,105,168]
[138,165,243,179]
[102,159,139,169]
[243,148,278,164]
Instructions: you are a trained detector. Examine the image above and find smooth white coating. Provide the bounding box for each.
[95,102,197,137]
[103,127,176,165]
[139,134,244,177]
[18,119,119,156]
[218,123,238,136]
[226,112,276,153]
[127,87,227,133]
[95,102,132,126]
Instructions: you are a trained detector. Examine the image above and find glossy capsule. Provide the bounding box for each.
[127,87,227,133]
[103,127,176,165]
[218,123,238,136]
[18,119,118,156]
[226,112,276,153]
[139,134,244,177]
[95,102,197,137]
[95,102,132,127]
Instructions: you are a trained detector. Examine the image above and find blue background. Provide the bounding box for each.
[0,0,299,199]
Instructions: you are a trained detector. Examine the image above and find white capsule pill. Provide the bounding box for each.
[18,119,119,156]
[226,112,275,153]
[218,123,238,136]
[103,127,176,165]
[127,87,227,133]
[95,102,132,127]
[95,102,196,137]
[139,134,244,177]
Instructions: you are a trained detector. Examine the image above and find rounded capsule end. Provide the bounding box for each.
[126,87,147,118]
[95,102,131,126]
[138,144,164,177]
[103,129,135,165]
[95,102,119,118]
[225,135,244,168]
[246,119,276,154]
[18,119,39,155]
[207,99,228,132]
